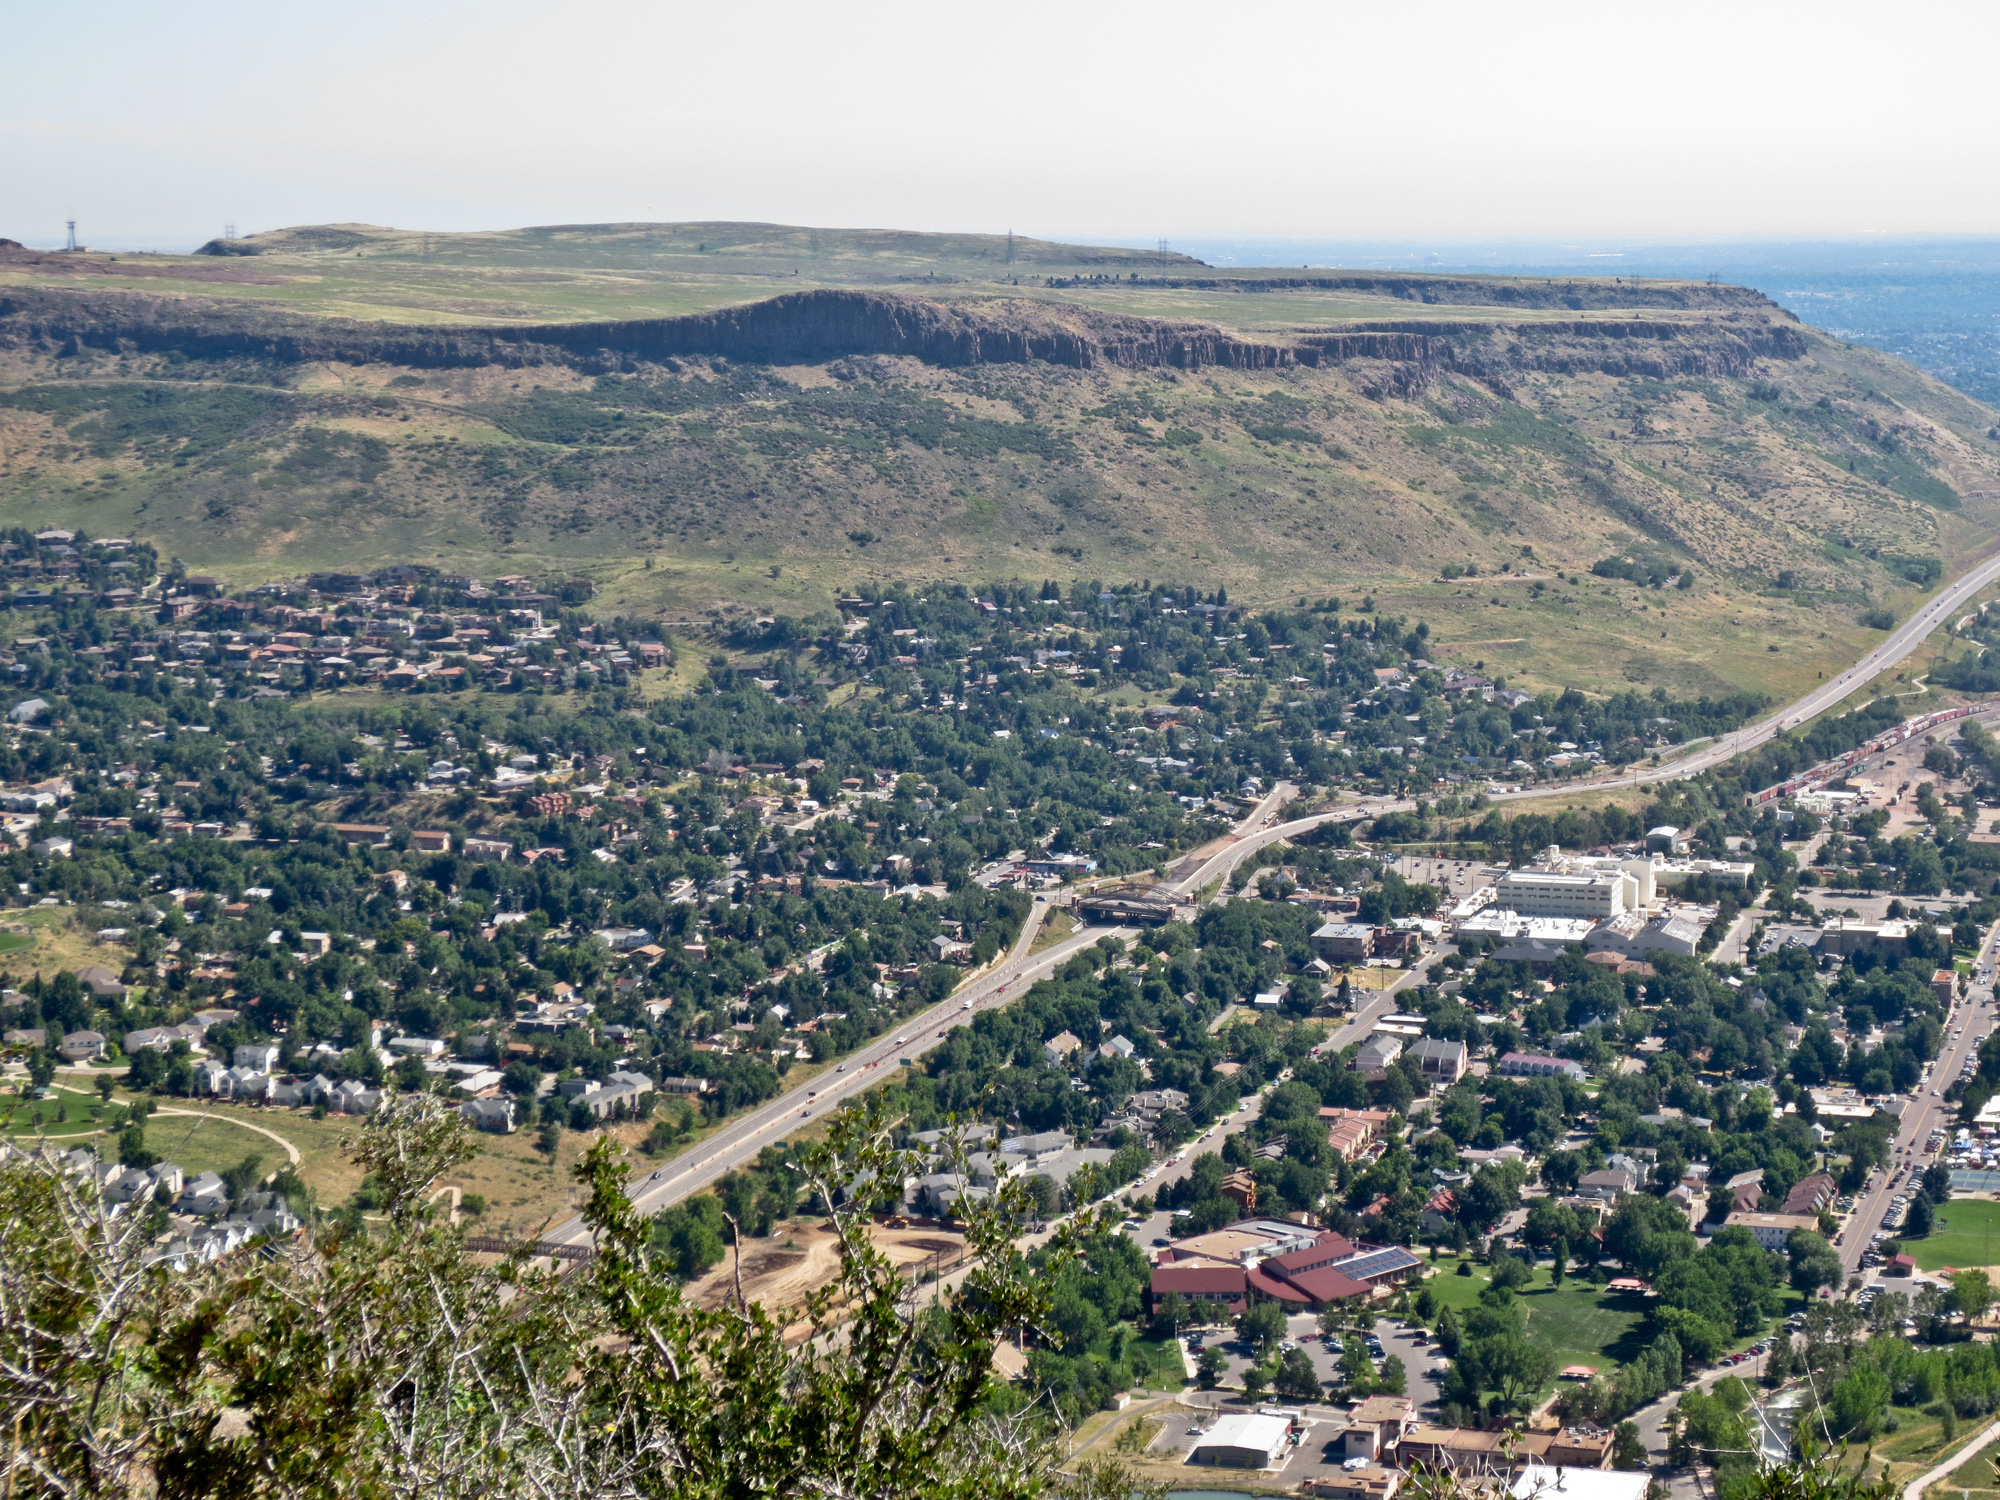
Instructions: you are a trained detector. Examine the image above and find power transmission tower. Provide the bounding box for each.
[224,223,237,241]
[64,220,77,252]
[1005,229,1014,265]
[1157,238,1169,254]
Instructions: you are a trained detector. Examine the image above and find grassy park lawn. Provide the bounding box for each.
[1908,1200,2000,1272]
[1517,1277,1651,1372]
[1424,1257,1649,1392]
[1079,1328,1188,1390]
[1923,1425,2000,1500]
[1829,1405,1965,1493]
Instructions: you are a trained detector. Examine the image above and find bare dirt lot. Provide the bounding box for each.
[682,1220,966,1322]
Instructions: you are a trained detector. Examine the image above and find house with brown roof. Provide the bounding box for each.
[1042,1030,1083,1066]
[1322,1107,1392,1161]
[1421,1187,1458,1238]
[1399,1428,1549,1473]
[1782,1171,1836,1218]
[1220,1169,1258,1210]
[1716,1168,1765,1217]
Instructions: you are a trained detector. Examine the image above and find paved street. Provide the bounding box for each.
[543,898,1132,1243]
[547,551,2000,1249]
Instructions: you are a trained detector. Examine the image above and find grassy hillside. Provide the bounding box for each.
[2,221,1999,700]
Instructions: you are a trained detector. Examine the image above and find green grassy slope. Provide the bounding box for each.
[2,221,1998,700]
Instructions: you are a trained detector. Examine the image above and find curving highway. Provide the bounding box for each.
[546,549,2000,1236]
[544,904,1137,1244]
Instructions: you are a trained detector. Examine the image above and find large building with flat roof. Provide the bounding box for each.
[1494,868,1635,919]
[1190,1412,1294,1468]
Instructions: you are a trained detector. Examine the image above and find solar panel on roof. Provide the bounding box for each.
[1334,1247,1422,1279]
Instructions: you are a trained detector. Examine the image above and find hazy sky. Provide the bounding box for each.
[9,0,1999,250]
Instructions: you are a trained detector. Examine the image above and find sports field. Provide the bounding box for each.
[1908,1199,2000,1271]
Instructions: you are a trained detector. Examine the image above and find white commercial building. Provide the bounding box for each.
[1494,868,1636,919]
[1190,1413,1293,1469]
[1557,853,1659,906]
[1454,910,1594,944]
[1653,857,1754,891]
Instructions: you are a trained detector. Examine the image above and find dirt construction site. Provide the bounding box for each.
[681,1219,967,1326]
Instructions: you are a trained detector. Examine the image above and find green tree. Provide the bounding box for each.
[0,1091,1153,1500]
[1906,1195,1936,1238]
[1952,1269,1996,1322]
[1149,1291,1190,1341]
[1197,1346,1227,1389]
[1673,1378,1754,1465]
[1786,1229,1843,1296]
[651,1195,728,1280]
[1237,1301,1287,1360]
[1341,1335,1376,1392]
[1611,1422,1647,1470]
[1826,1364,1893,1442]
[1273,1348,1323,1401]
[1604,1194,1697,1278]
[1377,1354,1407,1396]
[116,1122,157,1170]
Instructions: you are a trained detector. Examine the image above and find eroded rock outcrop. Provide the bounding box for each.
[0,286,1805,387]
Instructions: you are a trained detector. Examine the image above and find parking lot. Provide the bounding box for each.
[1181,1310,1443,1410]
[1388,856,1498,902]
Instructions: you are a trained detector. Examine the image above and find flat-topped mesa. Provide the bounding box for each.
[0,286,1806,383]
[1293,318,1809,394]
[0,287,1294,372]
[1050,271,1787,315]
[555,291,1295,370]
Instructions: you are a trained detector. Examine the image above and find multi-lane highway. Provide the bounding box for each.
[548,550,2000,1238]
[1568,544,2000,791]
[542,901,1135,1244]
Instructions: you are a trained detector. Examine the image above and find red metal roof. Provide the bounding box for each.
[1263,1232,1358,1276]
[1246,1265,1314,1303]
[1277,1265,1373,1303]
[1150,1265,1248,1296]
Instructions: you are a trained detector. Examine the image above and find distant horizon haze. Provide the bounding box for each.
[7,0,1999,248]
